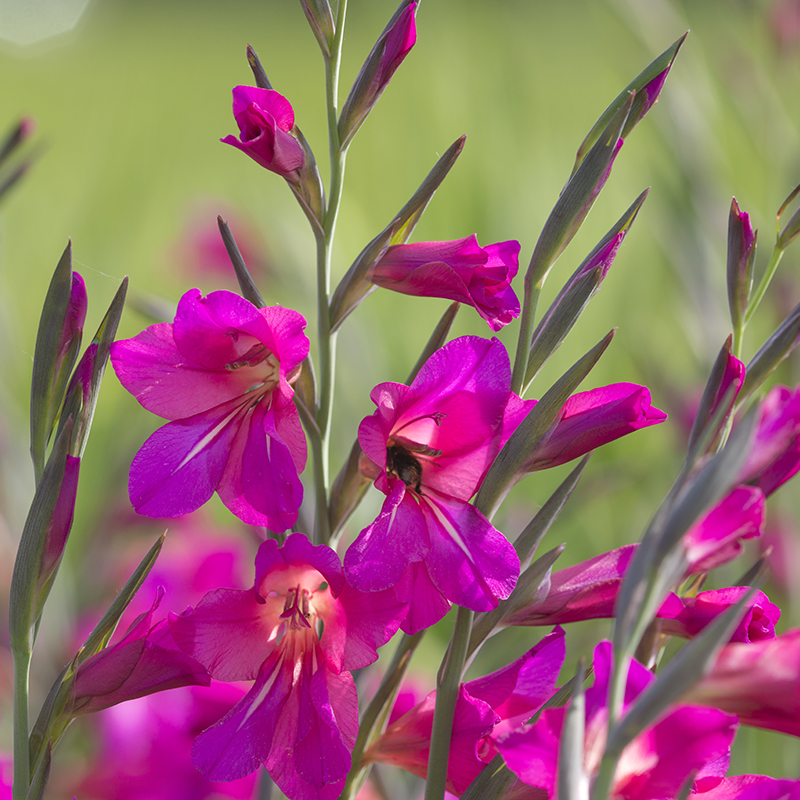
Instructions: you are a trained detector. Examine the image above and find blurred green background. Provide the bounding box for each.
[3,0,800,785]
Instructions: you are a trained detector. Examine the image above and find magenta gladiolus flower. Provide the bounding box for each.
[170,533,406,799]
[75,684,258,800]
[369,236,521,331]
[344,336,525,633]
[739,385,800,496]
[504,545,637,627]
[658,587,779,644]
[504,546,777,643]
[520,382,666,472]
[365,629,565,795]
[683,485,765,573]
[684,629,800,737]
[70,589,210,716]
[110,289,308,531]
[221,86,306,181]
[338,1,418,146]
[496,640,738,799]
[695,774,800,800]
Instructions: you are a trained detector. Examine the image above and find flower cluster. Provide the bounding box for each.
[10,5,800,800]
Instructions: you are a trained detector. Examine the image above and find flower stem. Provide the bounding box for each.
[510,278,542,396]
[424,606,473,800]
[342,631,425,800]
[743,242,784,328]
[12,647,31,800]
[313,0,348,545]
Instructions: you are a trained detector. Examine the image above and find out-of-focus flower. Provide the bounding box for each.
[345,336,526,633]
[364,628,565,795]
[70,589,210,716]
[770,0,800,53]
[174,203,268,285]
[368,236,521,331]
[684,628,800,736]
[110,289,308,531]
[0,754,11,800]
[496,640,738,799]
[695,774,800,799]
[683,485,765,573]
[170,533,406,799]
[739,385,800,496]
[75,684,258,800]
[520,383,667,472]
[338,1,417,146]
[657,587,779,644]
[505,547,777,643]
[222,86,306,181]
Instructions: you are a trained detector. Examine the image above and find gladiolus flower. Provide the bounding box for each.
[521,383,667,472]
[345,336,526,633]
[505,546,777,643]
[75,684,258,800]
[739,385,800,496]
[170,534,406,799]
[368,236,521,331]
[684,628,800,737]
[222,86,306,181]
[338,1,417,146]
[695,774,800,799]
[496,641,738,799]
[682,485,765,573]
[110,289,308,531]
[365,629,566,795]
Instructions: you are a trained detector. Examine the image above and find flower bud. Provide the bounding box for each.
[338,0,417,148]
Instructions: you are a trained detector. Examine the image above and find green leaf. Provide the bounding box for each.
[526,191,647,386]
[740,301,800,402]
[329,136,465,330]
[29,241,82,480]
[572,33,686,174]
[476,330,614,518]
[79,532,165,662]
[607,586,759,757]
[217,216,266,308]
[57,277,128,458]
[9,421,72,653]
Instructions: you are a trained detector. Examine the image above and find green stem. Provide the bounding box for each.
[342,631,425,800]
[12,647,31,800]
[510,279,541,396]
[424,606,473,800]
[312,0,348,545]
[744,243,784,328]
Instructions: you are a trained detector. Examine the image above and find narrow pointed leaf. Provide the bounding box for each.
[477,330,615,517]
[526,190,647,385]
[572,34,686,174]
[218,216,266,308]
[10,422,72,652]
[528,97,632,294]
[607,586,759,756]
[468,544,565,658]
[79,532,165,663]
[57,277,128,457]
[460,754,516,800]
[777,182,800,249]
[299,0,335,57]
[740,301,800,402]
[30,241,85,479]
[246,45,274,91]
[329,136,465,330]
